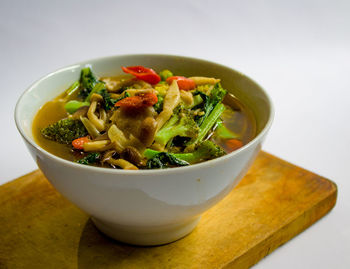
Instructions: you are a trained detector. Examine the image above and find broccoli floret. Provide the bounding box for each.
[77,152,101,165]
[153,94,164,113]
[154,109,199,148]
[146,152,189,169]
[144,140,225,164]
[41,118,88,144]
[79,67,99,99]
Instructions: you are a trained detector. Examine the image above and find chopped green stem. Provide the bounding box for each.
[192,103,225,145]
[144,140,225,164]
[186,94,203,109]
[64,100,90,114]
[65,81,80,97]
[144,149,163,159]
[144,149,195,163]
[85,82,105,102]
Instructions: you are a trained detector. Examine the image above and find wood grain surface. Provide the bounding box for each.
[0,151,337,269]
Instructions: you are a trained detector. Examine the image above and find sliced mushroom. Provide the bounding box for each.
[107,158,138,170]
[107,124,127,153]
[71,106,89,119]
[80,116,100,139]
[90,93,103,103]
[88,94,107,132]
[120,146,143,166]
[102,150,117,163]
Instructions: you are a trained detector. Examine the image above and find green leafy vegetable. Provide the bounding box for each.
[85,82,106,102]
[190,103,226,145]
[154,108,199,148]
[193,83,227,125]
[65,81,80,98]
[99,89,130,111]
[77,152,101,165]
[64,100,90,114]
[153,94,164,113]
[146,152,189,169]
[144,140,225,164]
[186,83,227,146]
[79,67,99,99]
[41,118,88,144]
[186,94,203,109]
[99,89,115,111]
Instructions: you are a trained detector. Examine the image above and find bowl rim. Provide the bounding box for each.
[15,53,274,176]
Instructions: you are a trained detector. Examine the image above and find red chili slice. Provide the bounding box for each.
[166,76,196,91]
[121,66,161,85]
[115,92,158,109]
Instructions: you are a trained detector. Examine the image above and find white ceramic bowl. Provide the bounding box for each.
[15,54,273,245]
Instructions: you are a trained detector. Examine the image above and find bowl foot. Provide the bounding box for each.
[91,216,201,246]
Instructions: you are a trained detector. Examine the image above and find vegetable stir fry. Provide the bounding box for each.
[34,65,255,170]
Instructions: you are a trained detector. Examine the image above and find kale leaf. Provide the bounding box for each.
[146,152,189,169]
[77,152,101,165]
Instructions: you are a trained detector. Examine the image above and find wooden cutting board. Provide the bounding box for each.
[0,151,337,269]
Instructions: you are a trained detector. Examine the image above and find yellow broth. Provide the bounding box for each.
[32,95,82,161]
[212,95,256,153]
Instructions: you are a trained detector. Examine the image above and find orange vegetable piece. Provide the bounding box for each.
[166,76,196,91]
[72,136,90,150]
[226,139,243,151]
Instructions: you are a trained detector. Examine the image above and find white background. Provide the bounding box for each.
[1,0,349,268]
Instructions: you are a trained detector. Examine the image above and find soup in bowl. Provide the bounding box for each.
[15,54,273,245]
